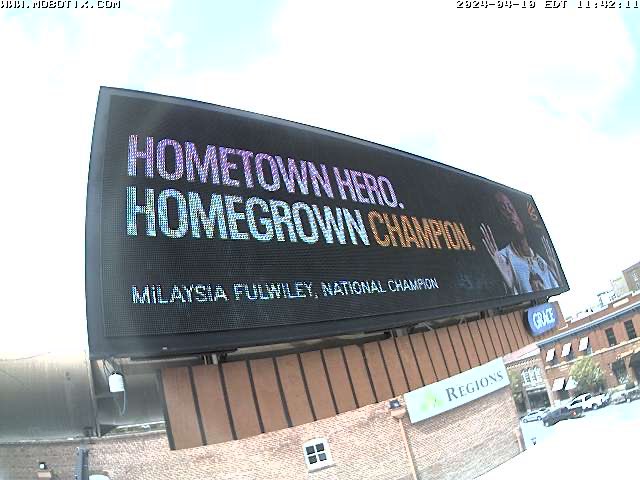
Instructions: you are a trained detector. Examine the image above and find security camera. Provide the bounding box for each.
[108,372,125,393]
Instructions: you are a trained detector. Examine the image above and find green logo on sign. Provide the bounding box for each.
[419,388,444,414]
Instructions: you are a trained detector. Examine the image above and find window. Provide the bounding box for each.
[605,328,617,347]
[303,438,333,471]
[522,367,542,386]
[561,343,572,358]
[532,367,542,384]
[578,336,589,352]
[612,359,628,385]
[551,377,565,391]
[545,348,555,363]
[624,320,637,340]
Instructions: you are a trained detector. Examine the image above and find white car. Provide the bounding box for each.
[568,393,605,411]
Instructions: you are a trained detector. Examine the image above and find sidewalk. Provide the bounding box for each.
[481,402,640,478]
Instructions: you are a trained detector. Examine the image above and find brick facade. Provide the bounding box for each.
[1,388,519,480]
[407,388,520,479]
[539,296,640,401]
[504,347,552,412]
[546,338,640,397]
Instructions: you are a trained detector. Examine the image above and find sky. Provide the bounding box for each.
[0,0,638,354]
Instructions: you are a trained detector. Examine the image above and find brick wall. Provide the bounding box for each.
[506,355,553,411]
[545,337,640,400]
[542,311,640,395]
[406,388,520,480]
[1,387,519,480]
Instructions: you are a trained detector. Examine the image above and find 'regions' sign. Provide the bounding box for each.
[86,87,568,358]
[405,358,510,423]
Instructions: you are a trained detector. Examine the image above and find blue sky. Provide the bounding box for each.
[165,1,281,68]
[0,1,638,353]
[604,11,640,134]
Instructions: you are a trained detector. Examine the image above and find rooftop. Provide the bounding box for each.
[538,297,640,348]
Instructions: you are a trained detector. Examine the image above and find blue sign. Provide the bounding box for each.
[526,303,558,336]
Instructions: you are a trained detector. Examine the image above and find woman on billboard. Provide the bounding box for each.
[480,191,559,294]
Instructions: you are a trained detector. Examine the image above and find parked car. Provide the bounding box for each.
[625,386,640,402]
[521,408,548,423]
[611,390,628,405]
[543,406,582,426]
[568,393,606,412]
[593,392,611,407]
[609,387,640,404]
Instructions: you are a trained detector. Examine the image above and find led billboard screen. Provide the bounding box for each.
[86,87,568,357]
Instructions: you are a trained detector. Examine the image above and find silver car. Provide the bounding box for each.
[521,408,548,423]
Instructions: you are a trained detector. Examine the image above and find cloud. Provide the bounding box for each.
[0,2,636,353]
[0,1,176,353]
[151,1,638,316]
[150,2,633,135]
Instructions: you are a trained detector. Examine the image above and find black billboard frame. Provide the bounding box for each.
[86,87,569,359]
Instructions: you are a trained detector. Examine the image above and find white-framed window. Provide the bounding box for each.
[303,438,333,472]
[522,367,542,386]
[561,343,572,357]
[531,367,542,384]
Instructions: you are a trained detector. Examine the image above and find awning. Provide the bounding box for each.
[565,377,577,390]
[561,343,572,357]
[545,348,555,362]
[552,377,565,391]
[578,337,589,352]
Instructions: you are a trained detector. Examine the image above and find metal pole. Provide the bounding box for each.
[84,350,101,437]
[74,447,89,480]
[397,417,418,480]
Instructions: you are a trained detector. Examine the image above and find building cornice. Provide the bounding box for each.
[537,300,640,348]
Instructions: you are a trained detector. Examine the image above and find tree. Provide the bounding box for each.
[569,357,606,395]
[508,370,526,413]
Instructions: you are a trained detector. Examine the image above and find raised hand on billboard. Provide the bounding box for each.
[480,223,516,293]
[541,236,560,284]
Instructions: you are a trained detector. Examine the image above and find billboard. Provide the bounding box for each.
[86,87,568,358]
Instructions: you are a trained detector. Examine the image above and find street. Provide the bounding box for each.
[481,399,640,478]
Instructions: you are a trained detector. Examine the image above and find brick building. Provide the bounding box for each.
[0,388,521,480]
[504,344,552,412]
[25,86,572,480]
[538,292,640,402]
[623,261,640,293]
[3,306,555,480]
